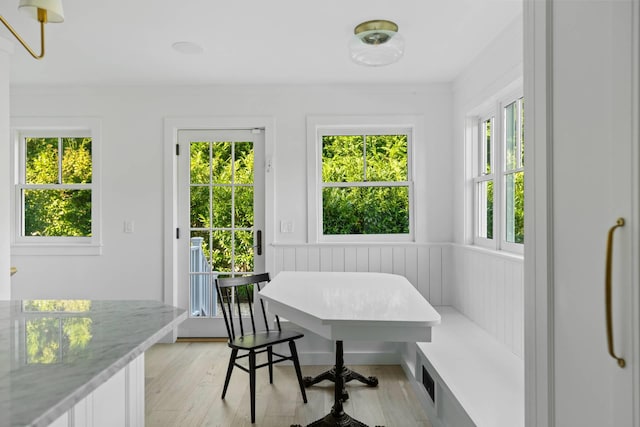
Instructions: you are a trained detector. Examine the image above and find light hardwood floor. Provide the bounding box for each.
[145,342,432,427]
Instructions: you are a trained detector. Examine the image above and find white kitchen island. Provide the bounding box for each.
[0,300,186,427]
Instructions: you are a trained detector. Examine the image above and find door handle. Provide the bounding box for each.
[254,230,262,256]
[605,218,626,368]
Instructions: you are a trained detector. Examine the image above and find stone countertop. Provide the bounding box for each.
[0,300,187,427]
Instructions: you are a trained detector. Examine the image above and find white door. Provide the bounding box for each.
[177,129,265,337]
[531,0,639,425]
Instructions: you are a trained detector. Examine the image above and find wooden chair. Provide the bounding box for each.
[215,273,307,423]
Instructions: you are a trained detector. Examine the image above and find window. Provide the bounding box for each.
[11,118,101,255]
[473,97,524,252]
[307,116,418,242]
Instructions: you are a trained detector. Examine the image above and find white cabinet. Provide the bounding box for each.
[527,0,639,425]
[49,354,145,427]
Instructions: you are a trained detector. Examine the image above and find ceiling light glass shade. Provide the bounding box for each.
[349,20,404,66]
[19,0,65,23]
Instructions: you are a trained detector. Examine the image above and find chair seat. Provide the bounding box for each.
[229,329,304,350]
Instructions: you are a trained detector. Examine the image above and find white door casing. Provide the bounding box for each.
[163,117,275,340]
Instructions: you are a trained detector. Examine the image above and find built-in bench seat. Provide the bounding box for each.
[414,306,524,427]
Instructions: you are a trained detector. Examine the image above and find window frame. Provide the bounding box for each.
[473,114,496,249]
[11,117,102,255]
[307,115,419,243]
[471,92,524,254]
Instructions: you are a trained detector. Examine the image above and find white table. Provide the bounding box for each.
[259,271,441,427]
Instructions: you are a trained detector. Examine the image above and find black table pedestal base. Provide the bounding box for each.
[292,411,370,427]
[303,367,378,401]
[293,341,383,427]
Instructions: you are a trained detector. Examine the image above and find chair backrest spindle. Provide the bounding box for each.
[215,273,274,341]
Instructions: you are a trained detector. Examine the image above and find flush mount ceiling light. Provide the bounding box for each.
[0,0,64,60]
[349,19,404,66]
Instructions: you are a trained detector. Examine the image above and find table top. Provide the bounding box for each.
[0,299,187,427]
[259,271,440,342]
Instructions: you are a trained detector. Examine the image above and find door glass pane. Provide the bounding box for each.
[190,142,210,185]
[212,186,232,228]
[234,230,254,273]
[189,232,214,318]
[190,186,209,228]
[211,142,232,184]
[234,141,254,184]
[235,187,253,228]
[212,230,232,272]
[505,171,524,243]
[189,231,210,268]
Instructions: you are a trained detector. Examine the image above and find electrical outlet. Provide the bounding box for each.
[280,220,294,233]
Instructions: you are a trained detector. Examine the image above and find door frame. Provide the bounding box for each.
[163,116,276,340]
[524,1,640,426]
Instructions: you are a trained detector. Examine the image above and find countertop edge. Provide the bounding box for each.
[29,310,188,427]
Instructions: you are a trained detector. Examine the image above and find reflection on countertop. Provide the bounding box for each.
[0,299,187,427]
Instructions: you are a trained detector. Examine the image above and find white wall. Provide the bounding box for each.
[0,37,13,300]
[450,16,525,356]
[9,84,452,300]
[452,17,523,246]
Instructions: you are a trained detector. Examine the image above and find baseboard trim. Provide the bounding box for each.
[299,351,400,366]
[175,337,227,343]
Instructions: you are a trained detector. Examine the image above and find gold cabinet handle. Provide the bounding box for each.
[605,218,626,368]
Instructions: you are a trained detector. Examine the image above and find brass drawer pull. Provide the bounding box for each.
[605,218,626,368]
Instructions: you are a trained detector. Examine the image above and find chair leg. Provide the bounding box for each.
[249,350,257,423]
[267,346,274,384]
[289,340,307,403]
[222,348,238,399]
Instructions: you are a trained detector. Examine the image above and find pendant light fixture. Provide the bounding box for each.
[0,0,65,60]
[349,19,404,66]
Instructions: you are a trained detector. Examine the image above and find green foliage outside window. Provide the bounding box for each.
[23,137,92,237]
[322,134,410,235]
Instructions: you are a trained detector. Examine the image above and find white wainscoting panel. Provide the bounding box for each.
[271,243,448,306]
[450,245,524,358]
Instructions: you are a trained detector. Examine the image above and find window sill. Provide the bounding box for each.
[11,243,103,256]
[454,243,524,262]
[271,241,443,248]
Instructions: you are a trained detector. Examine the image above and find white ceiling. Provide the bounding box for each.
[2,0,522,86]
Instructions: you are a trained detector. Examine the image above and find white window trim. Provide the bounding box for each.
[469,89,524,254]
[10,117,102,256]
[306,115,422,244]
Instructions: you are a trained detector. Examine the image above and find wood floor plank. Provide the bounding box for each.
[145,342,431,427]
